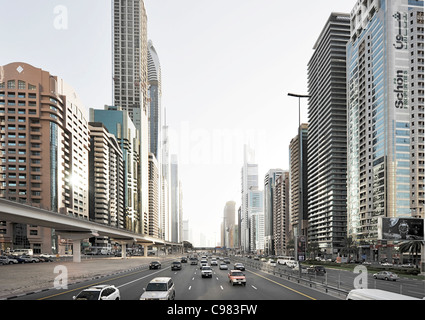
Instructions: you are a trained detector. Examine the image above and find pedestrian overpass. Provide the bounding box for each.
[0,198,182,262]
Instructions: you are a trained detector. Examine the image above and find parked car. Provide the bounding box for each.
[18,255,39,263]
[373,271,399,281]
[228,270,246,286]
[140,277,175,300]
[149,261,161,269]
[38,256,53,262]
[73,285,120,300]
[0,255,18,265]
[171,261,182,271]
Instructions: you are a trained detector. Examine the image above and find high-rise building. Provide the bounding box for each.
[248,189,264,253]
[147,40,162,160]
[240,144,258,253]
[112,0,148,120]
[346,0,424,250]
[289,124,309,240]
[112,0,149,236]
[0,62,90,254]
[307,13,350,259]
[264,169,284,255]
[223,201,236,248]
[170,154,180,243]
[90,106,142,233]
[148,152,160,238]
[273,171,290,256]
[88,122,125,247]
[161,119,171,241]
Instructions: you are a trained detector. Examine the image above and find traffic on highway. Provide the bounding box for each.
[7,253,425,301]
[10,254,338,301]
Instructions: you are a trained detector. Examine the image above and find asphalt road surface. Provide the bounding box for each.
[12,258,340,301]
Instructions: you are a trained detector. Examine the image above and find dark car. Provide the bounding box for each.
[181,257,188,263]
[234,263,245,271]
[307,265,326,275]
[38,256,53,262]
[171,261,182,271]
[149,261,161,269]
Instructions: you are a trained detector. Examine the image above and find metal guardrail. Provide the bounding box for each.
[233,257,349,298]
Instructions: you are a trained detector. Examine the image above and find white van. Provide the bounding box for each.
[11,249,33,256]
[346,289,422,300]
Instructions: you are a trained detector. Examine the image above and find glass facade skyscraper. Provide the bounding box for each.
[347,0,424,246]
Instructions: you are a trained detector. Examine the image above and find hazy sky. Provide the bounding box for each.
[1,0,357,246]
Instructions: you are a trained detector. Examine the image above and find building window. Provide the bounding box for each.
[7,80,15,89]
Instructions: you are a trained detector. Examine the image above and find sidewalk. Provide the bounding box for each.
[0,255,177,300]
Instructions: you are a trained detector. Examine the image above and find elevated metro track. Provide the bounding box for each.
[0,198,182,262]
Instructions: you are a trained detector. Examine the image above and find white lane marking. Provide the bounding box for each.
[251,285,257,290]
[116,267,170,289]
[188,286,191,290]
[216,277,219,280]
[192,277,194,280]
[220,285,224,290]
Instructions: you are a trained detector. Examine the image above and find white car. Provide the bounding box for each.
[211,259,218,266]
[219,263,228,270]
[201,266,213,278]
[73,285,121,300]
[140,277,175,300]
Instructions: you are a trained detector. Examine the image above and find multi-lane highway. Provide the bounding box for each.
[12,257,340,301]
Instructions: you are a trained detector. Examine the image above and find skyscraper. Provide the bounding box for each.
[273,171,290,256]
[112,0,149,235]
[223,201,236,248]
[249,189,264,253]
[147,40,162,160]
[289,124,308,241]
[90,106,142,233]
[346,0,424,252]
[170,154,180,243]
[264,169,284,255]
[88,122,125,247]
[307,12,350,259]
[240,144,258,253]
[0,62,90,254]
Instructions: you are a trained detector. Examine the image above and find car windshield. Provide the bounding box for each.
[173,262,180,264]
[146,283,167,291]
[231,272,244,276]
[75,290,101,300]
[202,267,212,270]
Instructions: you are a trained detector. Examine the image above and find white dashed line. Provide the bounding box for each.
[220,286,224,290]
[251,285,257,290]
[188,286,192,290]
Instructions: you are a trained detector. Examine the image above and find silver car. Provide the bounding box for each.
[373,271,399,281]
[140,277,175,300]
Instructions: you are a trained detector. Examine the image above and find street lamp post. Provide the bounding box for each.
[287,93,310,277]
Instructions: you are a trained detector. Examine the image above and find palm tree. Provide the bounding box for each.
[341,236,358,262]
[398,240,424,267]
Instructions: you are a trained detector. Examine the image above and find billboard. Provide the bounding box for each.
[378,217,424,241]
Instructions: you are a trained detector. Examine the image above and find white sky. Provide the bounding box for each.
[0,0,357,247]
